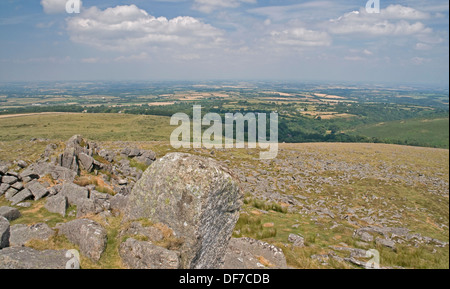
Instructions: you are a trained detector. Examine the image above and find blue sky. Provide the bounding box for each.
[0,0,448,85]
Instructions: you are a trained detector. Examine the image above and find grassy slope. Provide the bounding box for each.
[350,117,449,149]
[0,114,449,269]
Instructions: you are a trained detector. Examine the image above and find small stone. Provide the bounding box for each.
[376,237,396,250]
[288,233,305,248]
[10,188,34,206]
[1,175,18,185]
[0,217,10,249]
[25,180,49,201]
[17,160,28,168]
[0,206,21,221]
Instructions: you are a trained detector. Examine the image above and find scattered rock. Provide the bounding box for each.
[0,206,21,221]
[354,231,374,242]
[25,180,48,201]
[20,162,77,183]
[134,150,156,166]
[9,223,55,247]
[119,238,180,269]
[76,199,96,218]
[59,182,89,206]
[0,217,10,249]
[0,183,10,196]
[78,153,95,172]
[59,147,79,172]
[16,202,32,208]
[17,160,28,168]
[0,166,9,176]
[1,175,18,185]
[288,233,305,248]
[376,237,396,250]
[45,195,68,217]
[223,237,288,269]
[57,219,107,261]
[10,188,34,206]
[126,153,243,269]
[4,187,18,201]
[0,247,74,269]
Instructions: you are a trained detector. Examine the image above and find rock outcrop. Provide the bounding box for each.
[126,152,243,269]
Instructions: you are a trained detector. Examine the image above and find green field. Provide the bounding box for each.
[350,117,449,149]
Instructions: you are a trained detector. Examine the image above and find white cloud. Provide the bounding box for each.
[411,56,429,65]
[328,5,433,36]
[66,5,224,52]
[270,27,331,47]
[81,57,100,63]
[193,0,256,13]
[382,5,430,20]
[415,43,432,50]
[114,53,150,62]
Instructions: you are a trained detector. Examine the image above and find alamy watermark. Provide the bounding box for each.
[366,0,381,14]
[365,249,381,269]
[65,249,80,269]
[170,105,279,160]
[65,0,81,14]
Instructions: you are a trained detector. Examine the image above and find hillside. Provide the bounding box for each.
[1,125,448,268]
[349,117,449,149]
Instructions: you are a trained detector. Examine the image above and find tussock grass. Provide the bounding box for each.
[129,158,150,172]
[244,197,288,214]
[233,213,278,240]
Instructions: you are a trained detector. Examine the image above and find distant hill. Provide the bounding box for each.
[349,117,449,149]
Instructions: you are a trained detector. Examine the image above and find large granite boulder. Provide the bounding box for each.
[126,153,243,269]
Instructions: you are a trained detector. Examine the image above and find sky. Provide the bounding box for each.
[0,0,448,85]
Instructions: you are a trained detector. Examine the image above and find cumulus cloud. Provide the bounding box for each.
[382,5,430,20]
[270,27,331,47]
[328,5,433,36]
[193,0,256,13]
[66,5,224,52]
